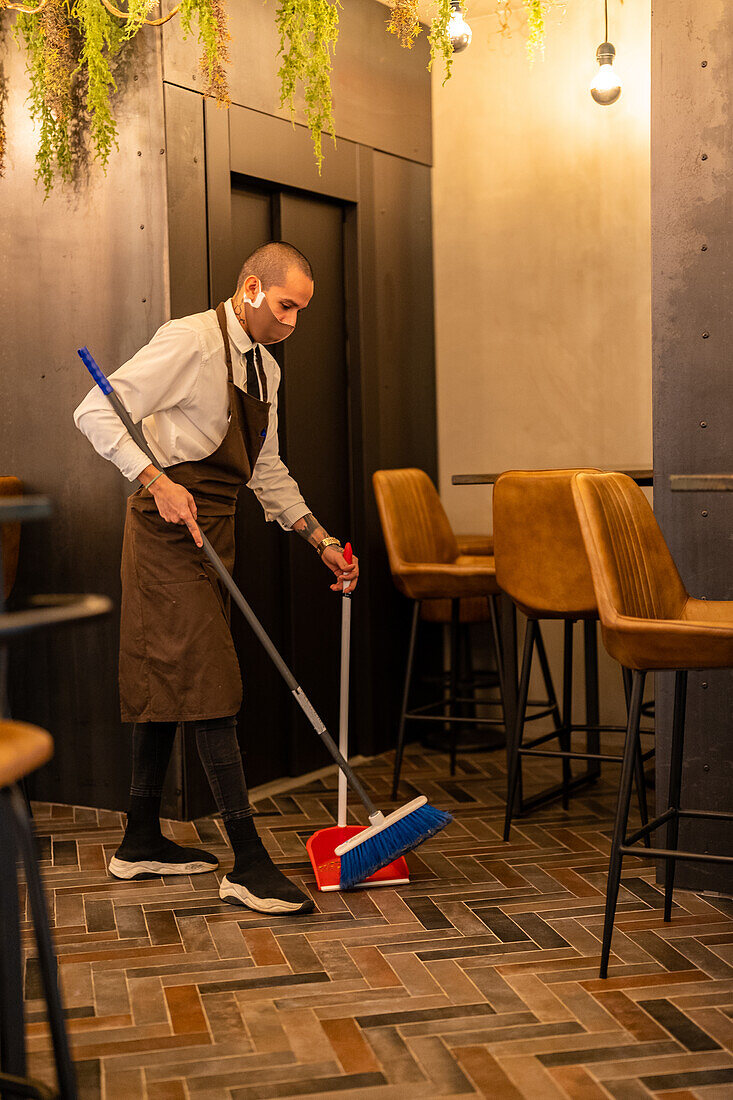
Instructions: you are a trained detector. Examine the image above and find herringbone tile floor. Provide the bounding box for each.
[21,743,733,1098]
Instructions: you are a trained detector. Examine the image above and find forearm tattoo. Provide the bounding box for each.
[293,513,329,549]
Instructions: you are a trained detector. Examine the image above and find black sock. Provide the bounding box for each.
[118,721,176,855]
[223,812,262,876]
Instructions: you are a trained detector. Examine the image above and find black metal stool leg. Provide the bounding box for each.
[664,670,687,922]
[488,595,507,733]
[9,787,77,1100]
[600,668,646,978]
[0,789,26,1086]
[503,621,535,841]
[449,599,461,776]
[392,602,420,800]
[534,624,563,733]
[560,620,574,809]
[584,621,601,779]
[622,667,651,848]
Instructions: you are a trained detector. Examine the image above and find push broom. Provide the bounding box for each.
[78,346,452,889]
[307,545,410,891]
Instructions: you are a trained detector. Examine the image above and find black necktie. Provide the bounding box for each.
[245,345,261,399]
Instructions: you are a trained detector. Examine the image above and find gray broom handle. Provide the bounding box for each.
[78,350,380,821]
[338,583,351,828]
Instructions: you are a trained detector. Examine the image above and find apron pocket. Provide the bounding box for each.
[129,577,242,721]
[131,507,207,588]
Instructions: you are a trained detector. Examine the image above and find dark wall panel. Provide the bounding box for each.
[229,107,359,203]
[228,180,291,788]
[165,85,208,318]
[278,191,351,777]
[1,26,169,809]
[652,0,733,891]
[161,0,432,165]
[356,148,439,754]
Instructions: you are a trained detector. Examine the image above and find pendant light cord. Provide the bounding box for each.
[605,0,609,42]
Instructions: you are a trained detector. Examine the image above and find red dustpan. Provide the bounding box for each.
[307,544,409,891]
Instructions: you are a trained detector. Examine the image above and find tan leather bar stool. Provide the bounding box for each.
[572,471,733,978]
[0,720,75,1100]
[373,469,505,794]
[494,469,654,839]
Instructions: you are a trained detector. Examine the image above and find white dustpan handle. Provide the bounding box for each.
[338,543,353,828]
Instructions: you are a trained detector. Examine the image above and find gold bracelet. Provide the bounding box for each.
[316,536,343,557]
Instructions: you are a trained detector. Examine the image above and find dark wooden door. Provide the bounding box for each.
[225,178,350,786]
[275,191,351,778]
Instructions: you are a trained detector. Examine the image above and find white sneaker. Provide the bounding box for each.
[219,874,315,914]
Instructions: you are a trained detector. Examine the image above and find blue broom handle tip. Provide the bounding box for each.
[77,347,113,396]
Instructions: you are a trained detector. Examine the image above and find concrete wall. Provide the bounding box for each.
[433,0,652,529]
[0,24,169,808]
[651,0,733,891]
[431,0,652,720]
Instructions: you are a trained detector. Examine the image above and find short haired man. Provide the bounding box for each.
[75,241,359,914]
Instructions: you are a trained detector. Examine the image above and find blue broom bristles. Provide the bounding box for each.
[339,802,453,890]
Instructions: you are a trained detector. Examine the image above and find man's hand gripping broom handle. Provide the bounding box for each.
[77,347,383,823]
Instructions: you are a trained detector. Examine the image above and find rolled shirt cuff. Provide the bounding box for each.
[116,437,154,483]
[276,502,312,532]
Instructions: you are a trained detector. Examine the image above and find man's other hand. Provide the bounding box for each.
[322,546,359,594]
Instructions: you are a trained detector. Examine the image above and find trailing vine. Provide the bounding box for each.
[0,0,230,191]
[275,0,339,176]
[73,0,125,171]
[494,0,568,60]
[15,0,77,192]
[387,0,420,50]
[180,0,230,105]
[0,62,7,177]
[427,0,453,84]
[0,0,573,189]
[524,0,551,60]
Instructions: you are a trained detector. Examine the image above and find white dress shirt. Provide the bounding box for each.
[74,298,310,530]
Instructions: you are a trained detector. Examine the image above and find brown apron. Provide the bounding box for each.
[119,302,270,723]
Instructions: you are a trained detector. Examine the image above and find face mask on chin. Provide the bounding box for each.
[242,281,295,345]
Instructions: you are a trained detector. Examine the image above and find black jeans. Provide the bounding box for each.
[130,717,252,822]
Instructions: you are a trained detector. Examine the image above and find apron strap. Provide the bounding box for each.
[215,302,235,384]
[253,345,268,403]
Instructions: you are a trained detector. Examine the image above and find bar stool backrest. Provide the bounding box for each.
[0,477,23,601]
[493,469,601,619]
[373,469,460,580]
[572,471,688,625]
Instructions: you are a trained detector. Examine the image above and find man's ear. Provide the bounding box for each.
[246,277,266,308]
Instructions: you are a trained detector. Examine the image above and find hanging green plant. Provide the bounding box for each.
[180,0,230,105]
[275,0,340,176]
[387,0,453,85]
[524,0,551,60]
[387,0,420,50]
[14,0,78,192]
[427,0,453,83]
[492,0,565,60]
[0,77,6,177]
[0,0,230,192]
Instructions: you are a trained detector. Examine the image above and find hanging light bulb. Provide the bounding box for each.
[590,0,621,105]
[448,0,472,53]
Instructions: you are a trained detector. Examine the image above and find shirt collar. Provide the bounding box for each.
[224,297,255,356]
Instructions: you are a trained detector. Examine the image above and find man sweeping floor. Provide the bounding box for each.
[74,240,359,915]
